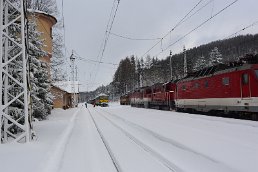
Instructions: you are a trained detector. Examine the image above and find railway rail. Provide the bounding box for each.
[90,108,181,172]
[97,108,218,163]
[87,108,122,172]
[94,107,239,172]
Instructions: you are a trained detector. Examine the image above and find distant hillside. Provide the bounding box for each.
[170,34,258,79]
[82,34,258,98]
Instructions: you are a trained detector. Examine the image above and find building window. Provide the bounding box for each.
[222,77,229,85]
[50,28,53,39]
[182,85,186,91]
[242,73,249,85]
[204,80,209,88]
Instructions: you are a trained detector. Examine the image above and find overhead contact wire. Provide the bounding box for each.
[140,0,204,58]
[109,32,161,41]
[91,0,121,87]
[226,20,258,39]
[155,0,239,56]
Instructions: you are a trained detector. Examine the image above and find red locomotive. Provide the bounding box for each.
[129,82,176,110]
[130,87,146,108]
[175,54,258,120]
[120,54,258,120]
[120,94,130,105]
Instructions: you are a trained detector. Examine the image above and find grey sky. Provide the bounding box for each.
[57,0,258,91]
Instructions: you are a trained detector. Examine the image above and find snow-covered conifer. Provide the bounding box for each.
[28,15,52,119]
[209,47,223,66]
[145,55,153,69]
[193,56,206,71]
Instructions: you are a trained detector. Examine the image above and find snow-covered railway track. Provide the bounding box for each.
[95,108,238,172]
[98,108,217,162]
[91,108,181,172]
[87,108,122,172]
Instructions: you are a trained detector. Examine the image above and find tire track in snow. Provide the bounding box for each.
[93,108,182,172]
[87,108,122,172]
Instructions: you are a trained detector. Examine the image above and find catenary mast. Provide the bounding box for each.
[183,46,187,77]
[0,0,31,143]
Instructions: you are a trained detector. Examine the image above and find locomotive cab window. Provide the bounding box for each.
[255,70,258,78]
[222,77,229,85]
[242,73,249,84]
[194,83,199,88]
[204,80,209,88]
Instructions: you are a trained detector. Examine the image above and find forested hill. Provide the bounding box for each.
[112,34,258,94]
[182,34,258,71]
[80,34,258,100]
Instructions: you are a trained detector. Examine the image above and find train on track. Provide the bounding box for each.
[90,93,109,107]
[120,54,258,120]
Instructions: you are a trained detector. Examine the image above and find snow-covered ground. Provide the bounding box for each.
[1,103,258,172]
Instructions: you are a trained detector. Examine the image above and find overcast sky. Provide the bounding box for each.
[57,0,258,91]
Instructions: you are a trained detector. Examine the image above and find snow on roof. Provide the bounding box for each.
[28,9,49,16]
[27,9,57,23]
[97,93,108,97]
[94,93,109,99]
[52,81,79,94]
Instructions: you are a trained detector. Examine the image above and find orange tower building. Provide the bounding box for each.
[28,10,57,77]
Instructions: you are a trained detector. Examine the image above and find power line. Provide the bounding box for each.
[95,0,117,59]
[140,0,205,58]
[183,0,215,26]
[109,32,161,41]
[155,0,239,57]
[109,1,214,43]
[99,0,121,63]
[226,20,258,39]
[74,54,118,66]
[91,0,121,88]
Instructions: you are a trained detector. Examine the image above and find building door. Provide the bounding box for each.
[241,73,251,98]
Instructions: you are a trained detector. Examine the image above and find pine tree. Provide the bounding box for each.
[193,56,206,71]
[28,15,52,119]
[27,0,66,82]
[209,47,223,66]
[145,55,152,69]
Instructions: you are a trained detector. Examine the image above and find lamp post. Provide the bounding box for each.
[169,50,173,81]
[70,51,76,107]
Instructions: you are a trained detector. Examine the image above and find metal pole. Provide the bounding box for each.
[75,66,78,105]
[1,0,30,143]
[169,50,172,81]
[0,0,3,142]
[3,3,9,141]
[183,46,187,77]
[70,51,76,107]
[21,0,30,142]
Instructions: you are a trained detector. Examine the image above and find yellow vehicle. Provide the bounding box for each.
[95,94,109,107]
